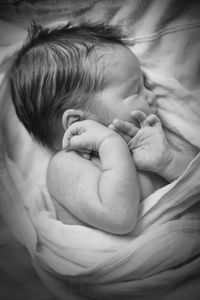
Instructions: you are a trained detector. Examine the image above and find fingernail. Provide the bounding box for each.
[108,124,114,129]
[131,111,137,116]
[113,119,119,124]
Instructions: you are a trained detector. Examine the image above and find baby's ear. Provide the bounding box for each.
[62,109,84,130]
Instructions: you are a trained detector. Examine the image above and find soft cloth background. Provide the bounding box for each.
[0,1,200,300]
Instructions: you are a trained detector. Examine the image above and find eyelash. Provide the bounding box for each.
[143,74,147,87]
[138,74,146,93]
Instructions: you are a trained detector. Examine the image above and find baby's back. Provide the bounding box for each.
[52,154,167,227]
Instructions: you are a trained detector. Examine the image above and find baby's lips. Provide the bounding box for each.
[147,94,157,114]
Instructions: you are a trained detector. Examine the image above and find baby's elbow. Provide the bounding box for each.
[107,211,137,235]
[115,219,136,235]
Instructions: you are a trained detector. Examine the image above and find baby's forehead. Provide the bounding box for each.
[100,46,142,84]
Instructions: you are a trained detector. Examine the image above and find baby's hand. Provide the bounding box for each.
[62,119,118,157]
[111,111,174,174]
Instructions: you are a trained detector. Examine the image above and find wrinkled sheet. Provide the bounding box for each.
[0,0,200,299]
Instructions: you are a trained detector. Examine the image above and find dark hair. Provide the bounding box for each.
[9,21,127,151]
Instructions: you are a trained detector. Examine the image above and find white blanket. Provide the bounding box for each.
[0,1,200,299]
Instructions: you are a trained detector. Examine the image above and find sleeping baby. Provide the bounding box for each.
[9,21,195,234]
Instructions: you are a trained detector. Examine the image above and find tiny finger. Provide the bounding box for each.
[109,122,131,143]
[131,110,147,126]
[144,114,161,127]
[62,131,71,150]
[128,135,139,150]
[80,152,91,160]
[108,124,117,131]
[113,119,138,137]
[108,123,121,135]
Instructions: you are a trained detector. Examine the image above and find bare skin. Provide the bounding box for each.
[47,46,195,234]
[47,110,188,235]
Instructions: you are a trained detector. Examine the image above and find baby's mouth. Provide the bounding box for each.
[148,95,157,114]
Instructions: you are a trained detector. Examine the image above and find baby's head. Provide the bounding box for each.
[10,21,155,151]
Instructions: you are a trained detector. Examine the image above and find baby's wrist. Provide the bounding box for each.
[153,147,177,181]
[158,148,188,182]
[99,133,124,150]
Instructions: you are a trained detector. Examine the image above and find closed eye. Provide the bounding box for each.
[121,74,142,98]
[142,73,148,87]
[137,73,146,93]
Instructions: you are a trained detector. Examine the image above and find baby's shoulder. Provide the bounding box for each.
[48,150,84,170]
[47,150,82,184]
[47,150,99,186]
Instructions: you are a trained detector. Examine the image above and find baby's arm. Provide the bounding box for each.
[111,111,194,182]
[47,120,140,234]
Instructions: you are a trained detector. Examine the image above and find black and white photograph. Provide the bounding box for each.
[0,1,200,299]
